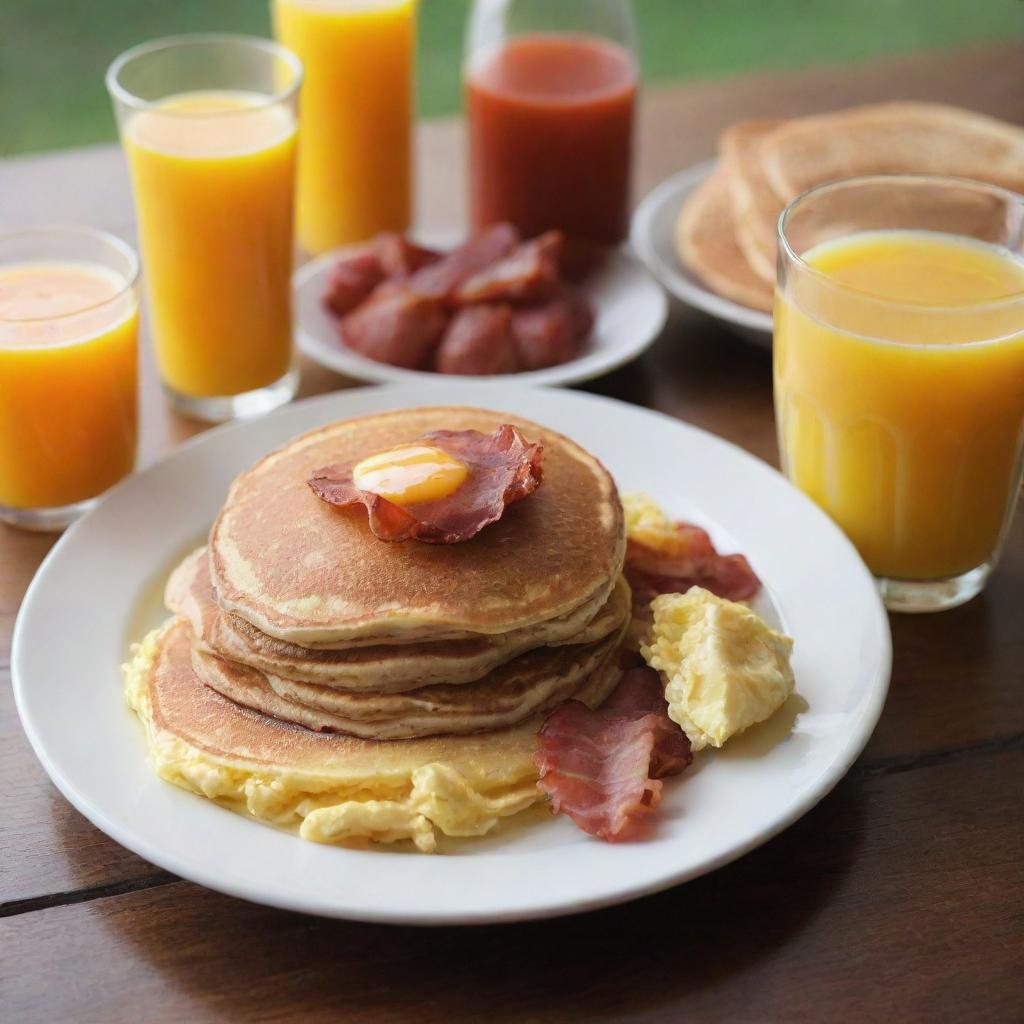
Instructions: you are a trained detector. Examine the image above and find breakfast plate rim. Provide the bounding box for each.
[630,158,775,345]
[293,237,669,387]
[12,384,891,925]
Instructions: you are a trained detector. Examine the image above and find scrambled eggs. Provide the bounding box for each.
[124,629,540,853]
[622,491,687,551]
[641,588,794,751]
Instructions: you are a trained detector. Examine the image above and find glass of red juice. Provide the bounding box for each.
[465,0,638,246]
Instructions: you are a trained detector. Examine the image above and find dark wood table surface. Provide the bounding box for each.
[2,43,1023,1023]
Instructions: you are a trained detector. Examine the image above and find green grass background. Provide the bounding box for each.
[2,0,1023,156]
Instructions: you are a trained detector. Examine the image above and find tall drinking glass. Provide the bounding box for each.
[0,226,139,531]
[272,0,415,254]
[107,34,302,422]
[465,0,637,245]
[774,175,1024,612]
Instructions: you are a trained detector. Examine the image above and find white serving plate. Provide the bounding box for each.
[13,384,889,925]
[295,233,668,385]
[631,159,774,347]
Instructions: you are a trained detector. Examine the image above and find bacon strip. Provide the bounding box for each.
[512,287,593,370]
[453,231,563,305]
[406,223,520,302]
[308,425,544,544]
[322,251,385,317]
[372,233,442,278]
[625,524,761,606]
[434,304,522,375]
[536,668,692,842]
[338,289,449,369]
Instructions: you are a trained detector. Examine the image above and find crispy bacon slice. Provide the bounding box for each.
[625,524,761,606]
[322,251,386,317]
[373,233,443,278]
[308,425,544,544]
[536,667,692,842]
[512,287,594,370]
[453,231,563,305]
[338,289,449,369]
[434,304,522,376]
[407,223,520,302]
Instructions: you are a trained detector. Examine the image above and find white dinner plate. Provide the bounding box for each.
[630,159,774,347]
[13,385,890,925]
[294,232,668,386]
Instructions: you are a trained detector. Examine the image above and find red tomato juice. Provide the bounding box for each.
[467,33,636,244]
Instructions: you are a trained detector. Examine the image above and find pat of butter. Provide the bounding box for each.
[641,588,794,751]
[353,444,467,506]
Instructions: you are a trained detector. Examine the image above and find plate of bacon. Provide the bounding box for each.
[294,224,668,385]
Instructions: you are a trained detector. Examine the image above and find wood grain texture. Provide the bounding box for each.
[4,751,1022,1023]
[0,671,167,908]
[2,41,1024,1022]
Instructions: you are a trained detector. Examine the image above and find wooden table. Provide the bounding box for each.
[3,43,1023,1023]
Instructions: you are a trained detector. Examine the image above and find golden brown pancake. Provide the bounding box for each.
[190,611,626,739]
[719,119,786,285]
[675,171,775,313]
[761,102,1024,201]
[169,548,626,692]
[731,104,1024,281]
[210,408,625,646]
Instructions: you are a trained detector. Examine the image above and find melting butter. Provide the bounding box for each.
[352,444,468,506]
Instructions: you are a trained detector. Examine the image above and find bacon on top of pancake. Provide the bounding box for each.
[536,666,693,842]
[308,424,544,544]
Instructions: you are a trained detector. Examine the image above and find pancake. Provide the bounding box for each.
[760,102,1024,202]
[125,618,623,852]
[743,103,1024,267]
[719,119,786,285]
[191,613,625,739]
[169,548,627,692]
[675,170,775,313]
[210,408,625,646]
[215,572,616,653]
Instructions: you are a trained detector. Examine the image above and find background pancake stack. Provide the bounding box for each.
[164,407,628,742]
[676,102,1024,312]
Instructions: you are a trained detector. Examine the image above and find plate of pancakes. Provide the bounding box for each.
[13,384,890,924]
[631,102,1024,346]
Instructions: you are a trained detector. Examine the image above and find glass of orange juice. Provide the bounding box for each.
[774,175,1024,612]
[106,35,302,423]
[272,0,415,254]
[0,226,139,531]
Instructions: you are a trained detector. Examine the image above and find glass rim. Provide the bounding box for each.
[0,225,140,324]
[105,33,304,116]
[777,172,1024,316]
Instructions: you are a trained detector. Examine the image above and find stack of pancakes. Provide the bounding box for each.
[676,102,1024,312]
[168,406,628,741]
[129,408,629,849]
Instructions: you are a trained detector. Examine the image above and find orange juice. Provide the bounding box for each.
[775,230,1024,580]
[273,0,414,252]
[0,262,138,510]
[125,91,296,399]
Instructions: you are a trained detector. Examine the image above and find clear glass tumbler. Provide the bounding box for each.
[0,226,139,531]
[272,0,415,254]
[774,175,1024,612]
[107,34,302,423]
